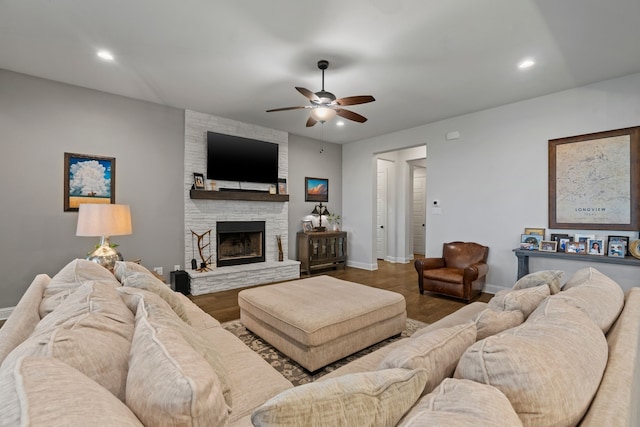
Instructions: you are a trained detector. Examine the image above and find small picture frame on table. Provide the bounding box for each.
[193,173,205,190]
[574,233,595,243]
[558,237,573,253]
[302,220,313,233]
[539,241,557,252]
[587,238,605,255]
[524,228,545,237]
[607,235,629,255]
[278,178,287,195]
[520,234,542,250]
[608,241,625,257]
[565,241,587,254]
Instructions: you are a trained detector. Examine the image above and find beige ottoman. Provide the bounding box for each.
[238,275,407,371]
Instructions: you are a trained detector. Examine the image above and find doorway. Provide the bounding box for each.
[376,158,393,260]
[411,164,426,256]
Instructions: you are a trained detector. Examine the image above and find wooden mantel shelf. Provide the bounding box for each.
[190,189,289,202]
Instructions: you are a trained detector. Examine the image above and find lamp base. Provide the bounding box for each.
[86,237,120,271]
[314,226,326,232]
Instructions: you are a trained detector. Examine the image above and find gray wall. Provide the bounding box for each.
[287,134,342,258]
[0,69,185,307]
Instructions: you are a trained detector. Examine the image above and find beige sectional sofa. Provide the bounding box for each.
[0,260,639,426]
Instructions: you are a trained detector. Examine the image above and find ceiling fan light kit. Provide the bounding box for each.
[267,60,375,127]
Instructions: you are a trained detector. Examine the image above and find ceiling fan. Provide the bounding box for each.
[266,60,375,127]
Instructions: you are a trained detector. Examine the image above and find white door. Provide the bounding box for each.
[412,166,426,256]
[376,159,391,259]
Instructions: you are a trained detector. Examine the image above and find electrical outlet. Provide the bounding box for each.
[153,267,163,276]
[174,264,181,271]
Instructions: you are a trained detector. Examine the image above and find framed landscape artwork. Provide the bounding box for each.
[64,152,115,212]
[305,177,328,202]
[548,126,640,230]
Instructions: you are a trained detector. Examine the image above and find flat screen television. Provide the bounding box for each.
[206,131,279,184]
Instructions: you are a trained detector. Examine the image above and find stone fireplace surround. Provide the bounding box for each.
[184,110,300,295]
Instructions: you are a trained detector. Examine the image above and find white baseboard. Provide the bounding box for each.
[483,284,508,295]
[384,256,412,264]
[0,306,15,321]
[346,260,378,271]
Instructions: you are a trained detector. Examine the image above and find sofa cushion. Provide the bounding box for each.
[398,378,522,427]
[487,285,550,318]
[512,270,564,294]
[472,308,524,341]
[3,281,134,401]
[122,272,190,323]
[556,267,624,333]
[0,356,143,426]
[113,260,154,282]
[39,258,119,318]
[455,298,608,426]
[117,287,232,407]
[126,299,230,427]
[251,368,427,427]
[378,322,476,395]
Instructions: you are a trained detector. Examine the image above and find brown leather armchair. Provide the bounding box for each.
[415,241,489,302]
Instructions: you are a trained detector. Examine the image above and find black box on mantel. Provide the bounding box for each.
[170,270,190,295]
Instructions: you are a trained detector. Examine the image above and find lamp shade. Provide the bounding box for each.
[76,204,132,237]
[310,106,337,123]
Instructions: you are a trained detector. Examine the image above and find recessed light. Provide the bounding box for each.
[336,121,345,127]
[97,50,115,61]
[518,58,535,69]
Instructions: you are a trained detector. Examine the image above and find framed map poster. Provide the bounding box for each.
[548,126,640,230]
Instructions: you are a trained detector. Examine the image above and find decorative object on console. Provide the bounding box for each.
[520,234,542,250]
[266,59,375,127]
[302,220,313,233]
[64,152,115,212]
[327,213,342,231]
[539,241,557,252]
[629,240,640,259]
[193,172,205,189]
[277,178,287,195]
[608,235,630,256]
[190,229,213,272]
[305,177,328,202]
[311,203,330,231]
[76,204,132,271]
[588,238,605,255]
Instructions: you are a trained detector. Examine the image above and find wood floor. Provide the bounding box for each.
[189,260,493,324]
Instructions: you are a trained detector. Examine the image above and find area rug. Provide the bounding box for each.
[222,318,427,386]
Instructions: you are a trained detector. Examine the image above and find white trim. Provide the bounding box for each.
[346,260,378,271]
[0,306,15,321]
[483,283,507,295]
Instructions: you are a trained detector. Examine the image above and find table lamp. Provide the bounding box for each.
[76,204,132,271]
[311,203,330,231]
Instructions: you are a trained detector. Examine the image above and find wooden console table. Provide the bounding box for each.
[297,231,347,275]
[513,248,640,279]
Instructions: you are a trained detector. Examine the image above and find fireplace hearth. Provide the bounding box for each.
[217,221,265,267]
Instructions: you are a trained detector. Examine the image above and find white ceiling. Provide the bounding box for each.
[1,0,640,144]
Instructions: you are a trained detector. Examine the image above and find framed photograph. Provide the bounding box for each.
[193,172,205,189]
[587,238,605,255]
[558,237,573,253]
[302,220,313,233]
[574,233,595,243]
[607,235,629,255]
[539,241,557,252]
[278,178,287,195]
[565,241,588,254]
[64,152,115,212]
[549,126,640,230]
[520,234,542,250]
[524,228,545,237]
[550,233,570,251]
[608,241,626,257]
[305,177,328,202]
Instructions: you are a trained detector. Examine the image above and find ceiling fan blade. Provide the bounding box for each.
[266,106,308,112]
[296,87,320,102]
[306,116,318,127]
[336,95,375,106]
[336,108,367,123]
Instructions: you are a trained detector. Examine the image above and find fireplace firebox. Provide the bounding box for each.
[216,221,265,267]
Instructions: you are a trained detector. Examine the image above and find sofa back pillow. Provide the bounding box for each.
[3,281,134,401]
[512,270,563,294]
[378,322,476,395]
[398,378,522,427]
[252,368,427,427]
[455,298,607,426]
[472,309,524,341]
[0,356,143,426]
[556,267,624,333]
[122,272,190,323]
[487,285,550,319]
[126,299,230,426]
[39,258,119,318]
